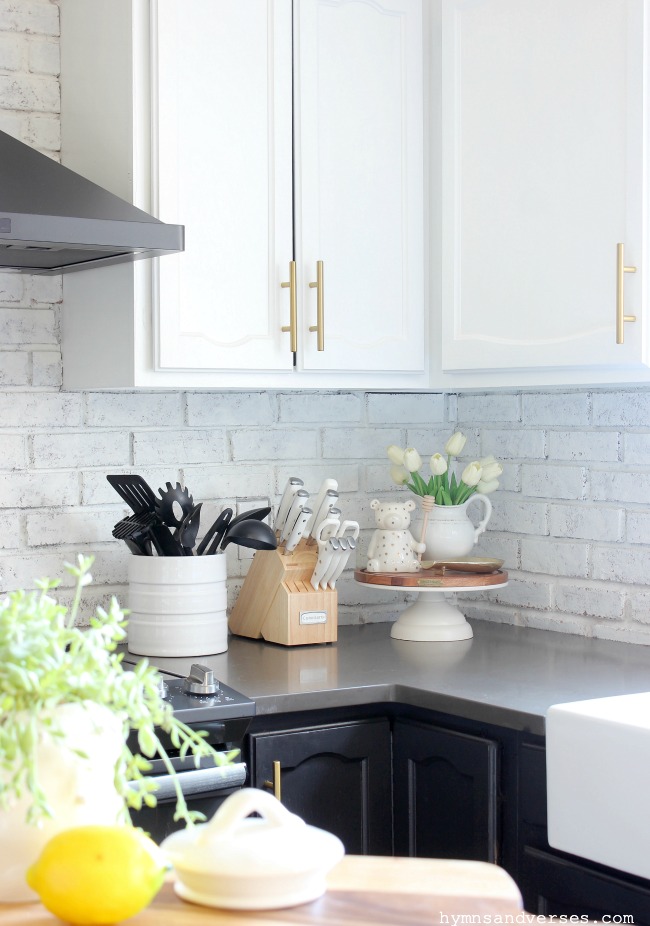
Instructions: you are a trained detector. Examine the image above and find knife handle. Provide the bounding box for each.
[308,490,339,540]
[279,489,309,544]
[275,477,304,535]
[305,478,338,535]
[284,507,312,553]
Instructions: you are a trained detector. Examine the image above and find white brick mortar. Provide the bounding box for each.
[1,6,650,643]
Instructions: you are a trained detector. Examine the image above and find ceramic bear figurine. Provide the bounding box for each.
[366,499,426,573]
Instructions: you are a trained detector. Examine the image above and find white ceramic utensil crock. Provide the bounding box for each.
[160,788,344,910]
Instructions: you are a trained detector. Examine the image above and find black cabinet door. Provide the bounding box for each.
[393,718,499,862]
[521,846,650,925]
[518,737,650,922]
[249,718,392,855]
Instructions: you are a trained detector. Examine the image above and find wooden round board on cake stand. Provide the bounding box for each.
[354,569,508,642]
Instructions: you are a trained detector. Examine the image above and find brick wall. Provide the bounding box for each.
[1,0,649,643]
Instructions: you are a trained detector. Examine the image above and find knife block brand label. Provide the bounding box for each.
[299,610,327,625]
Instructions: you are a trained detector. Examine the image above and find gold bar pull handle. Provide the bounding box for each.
[308,260,325,351]
[281,261,297,352]
[616,243,637,344]
[263,760,282,802]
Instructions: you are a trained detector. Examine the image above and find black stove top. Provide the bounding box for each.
[157,674,255,725]
[121,656,255,728]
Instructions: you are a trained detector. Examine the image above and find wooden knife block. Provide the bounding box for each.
[228,542,338,646]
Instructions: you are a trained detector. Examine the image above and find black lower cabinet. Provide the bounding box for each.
[393,718,499,863]
[518,737,650,923]
[248,717,392,855]
[247,705,650,921]
[521,847,650,924]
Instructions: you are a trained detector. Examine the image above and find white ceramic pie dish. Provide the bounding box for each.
[160,787,345,910]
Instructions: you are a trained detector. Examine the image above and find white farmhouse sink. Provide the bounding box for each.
[546,692,650,879]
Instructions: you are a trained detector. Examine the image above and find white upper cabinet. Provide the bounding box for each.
[60,0,426,389]
[154,0,294,373]
[437,0,649,381]
[294,0,425,374]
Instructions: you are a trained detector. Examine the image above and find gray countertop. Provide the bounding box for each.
[126,619,650,735]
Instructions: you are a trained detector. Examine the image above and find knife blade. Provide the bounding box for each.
[279,488,309,544]
[275,477,304,535]
[284,506,313,553]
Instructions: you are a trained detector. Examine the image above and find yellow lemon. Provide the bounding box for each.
[26,825,167,925]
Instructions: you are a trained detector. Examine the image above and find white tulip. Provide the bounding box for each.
[477,478,499,495]
[387,445,405,466]
[430,453,447,476]
[461,461,482,487]
[479,455,503,482]
[390,465,411,486]
[403,448,422,473]
[444,431,467,457]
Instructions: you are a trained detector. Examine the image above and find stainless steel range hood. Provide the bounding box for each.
[0,130,184,274]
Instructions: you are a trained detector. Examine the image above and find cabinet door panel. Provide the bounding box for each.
[250,719,392,855]
[441,0,646,373]
[394,719,499,862]
[521,846,650,924]
[154,0,294,371]
[295,0,425,373]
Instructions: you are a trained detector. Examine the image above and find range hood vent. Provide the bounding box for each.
[0,130,184,274]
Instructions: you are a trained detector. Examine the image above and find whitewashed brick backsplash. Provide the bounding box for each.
[2,1,650,644]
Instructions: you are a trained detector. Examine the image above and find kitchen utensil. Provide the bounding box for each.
[311,537,340,590]
[112,511,157,556]
[107,474,184,555]
[197,508,233,556]
[304,479,338,536]
[222,506,272,541]
[275,477,304,535]
[328,537,356,588]
[220,519,278,552]
[176,502,203,555]
[336,519,360,540]
[124,538,146,555]
[284,507,312,553]
[308,489,339,541]
[112,510,157,539]
[156,482,194,528]
[318,537,347,589]
[279,489,309,544]
[419,556,505,574]
[106,473,158,514]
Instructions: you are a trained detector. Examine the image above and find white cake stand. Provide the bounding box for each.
[354,570,508,642]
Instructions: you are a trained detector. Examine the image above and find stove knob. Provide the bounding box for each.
[156,675,168,699]
[183,663,220,696]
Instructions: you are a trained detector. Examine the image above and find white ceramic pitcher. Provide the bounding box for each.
[421,495,492,561]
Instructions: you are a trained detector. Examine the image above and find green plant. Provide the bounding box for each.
[387,431,503,506]
[0,555,236,827]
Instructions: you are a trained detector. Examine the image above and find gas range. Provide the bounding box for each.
[120,659,255,842]
[120,657,256,743]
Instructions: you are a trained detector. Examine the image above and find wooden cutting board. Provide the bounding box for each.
[355,568,508,588]
[0,856,522,926]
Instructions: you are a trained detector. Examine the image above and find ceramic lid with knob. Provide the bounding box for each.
[160,787,345,910]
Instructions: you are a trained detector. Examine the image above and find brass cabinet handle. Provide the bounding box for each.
[281,261,297,352]
[263,760,282,801]
[616,243,637,344]
[308,260,325,351]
